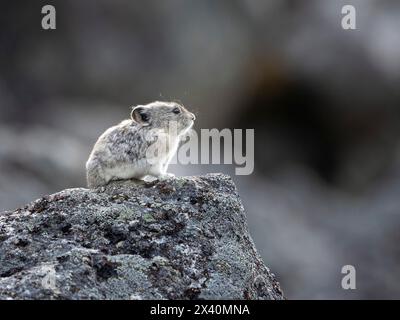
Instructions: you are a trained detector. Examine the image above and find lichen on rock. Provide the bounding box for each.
[0,173,284,300]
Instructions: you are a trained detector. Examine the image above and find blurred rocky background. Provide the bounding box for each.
[1,0,400,299]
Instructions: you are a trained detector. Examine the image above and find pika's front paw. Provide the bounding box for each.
[144,172,175,182]
[158,173,175,180]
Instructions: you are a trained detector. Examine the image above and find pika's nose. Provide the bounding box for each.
[190,113,196,121]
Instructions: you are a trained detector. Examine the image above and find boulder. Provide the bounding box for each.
[0,173,284,300]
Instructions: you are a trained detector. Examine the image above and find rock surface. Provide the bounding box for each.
[0,173,283,300]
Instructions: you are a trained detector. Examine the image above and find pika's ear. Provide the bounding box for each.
[130,106,150,126]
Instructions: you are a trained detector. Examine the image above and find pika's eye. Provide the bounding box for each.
[172,107,181,114]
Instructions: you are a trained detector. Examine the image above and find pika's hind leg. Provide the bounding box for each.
[86,161,108,188]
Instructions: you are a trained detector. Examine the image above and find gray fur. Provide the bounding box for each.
[86,101,195,188]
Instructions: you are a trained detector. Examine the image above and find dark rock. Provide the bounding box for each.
[0,173,284,300]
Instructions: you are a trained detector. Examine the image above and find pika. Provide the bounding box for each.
[86,101,195,188]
